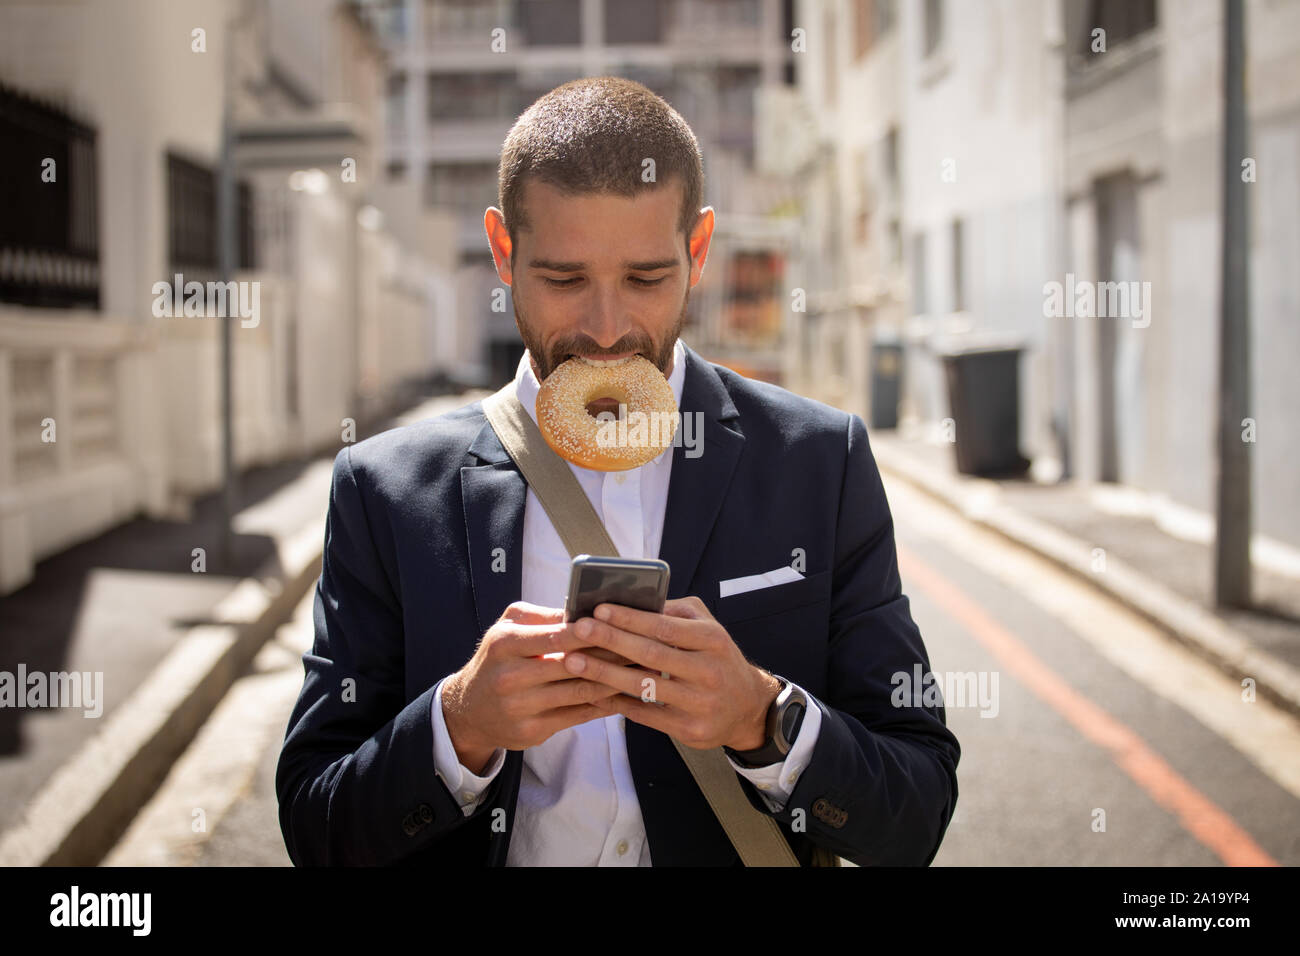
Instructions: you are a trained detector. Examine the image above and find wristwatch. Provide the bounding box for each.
[723,676,808,769]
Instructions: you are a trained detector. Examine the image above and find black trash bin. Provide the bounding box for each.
[939,341,1031,477]
[870,336,903,430]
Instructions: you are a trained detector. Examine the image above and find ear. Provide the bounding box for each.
[484,207,514,284]
[687,207,715,288]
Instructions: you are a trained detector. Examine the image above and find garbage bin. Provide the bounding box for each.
[870,336,903,430]
[938,340,1031,477]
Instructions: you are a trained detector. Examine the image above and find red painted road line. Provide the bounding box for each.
[897,541,1278,867]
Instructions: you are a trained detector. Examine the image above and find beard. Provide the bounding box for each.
[514,284,689,383]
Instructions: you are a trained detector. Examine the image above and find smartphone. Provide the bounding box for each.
[563,554,671,623]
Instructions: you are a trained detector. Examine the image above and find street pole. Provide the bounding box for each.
[218,13,239,570]
[1214,0,1251,608]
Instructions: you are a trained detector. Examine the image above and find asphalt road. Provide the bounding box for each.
[102,473,1300,867]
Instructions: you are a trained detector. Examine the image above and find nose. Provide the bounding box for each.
[580,288,634,351]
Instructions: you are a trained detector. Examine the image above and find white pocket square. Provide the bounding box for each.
[719,565,805,598]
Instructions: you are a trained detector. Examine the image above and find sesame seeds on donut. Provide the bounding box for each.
[536,355,679,470]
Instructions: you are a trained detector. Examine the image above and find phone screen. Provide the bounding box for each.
[563,556,670,623]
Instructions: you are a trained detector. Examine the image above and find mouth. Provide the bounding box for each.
[568,352,638,367]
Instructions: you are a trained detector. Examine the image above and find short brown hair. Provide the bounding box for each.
[498,75,705,265]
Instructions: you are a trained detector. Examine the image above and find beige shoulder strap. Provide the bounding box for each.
[480,383,801,867]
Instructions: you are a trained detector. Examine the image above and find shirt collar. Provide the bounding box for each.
[515,337,688,470]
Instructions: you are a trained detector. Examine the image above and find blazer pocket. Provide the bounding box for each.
[714,569,831,626]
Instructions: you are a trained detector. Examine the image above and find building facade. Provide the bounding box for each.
[0,0,448,594]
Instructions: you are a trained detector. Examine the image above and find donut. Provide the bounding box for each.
[536,355,679,470]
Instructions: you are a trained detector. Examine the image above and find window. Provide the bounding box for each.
[716,66,761,154]
[853,0,874,60]
[355,0,407,42]
[425,0,511,42]
[951,217,964,312]
[823,5,837,105]
[1078,0,1157,57]
[0,82,100,309]
[517,0,581,45]
[427,71,517,121]
[883,126,899,188]
[910,231,928,315]
[386,73,407,136]
[922,0,943,58]
[853,0,895,59]
[604,0,664,44]
[876,0,895,37]
[854,147,871,243]
[424,161,498,215]
[166,153,254,280]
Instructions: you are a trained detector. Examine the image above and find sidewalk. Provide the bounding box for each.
[0,385,489,864]
[871,429,1300,720]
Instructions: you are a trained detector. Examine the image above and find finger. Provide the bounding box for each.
[516,676,625,713]
[561,651,696,709]
[575,616,702,679]
[500,601,565,624]
[498,622,594,658]
[661,596,711,621]
[593,603,715,651]
[582,646,638,667]
[531,702,621,738]
[499,656,615,690]
[594,694,690,741]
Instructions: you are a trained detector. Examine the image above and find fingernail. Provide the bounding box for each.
[565,653,586,673]
[576,620,591,638]
[595,605,611,620]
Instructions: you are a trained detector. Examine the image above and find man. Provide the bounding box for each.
[276,76,959,866]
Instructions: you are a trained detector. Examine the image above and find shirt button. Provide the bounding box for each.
[614,473,627,485]
[616,839,629,856]
[756,783,770,791]
[462,791,475,802]
[786,772,799,785]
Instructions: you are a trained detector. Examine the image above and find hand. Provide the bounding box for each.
[562,596,783,751]
[441,602,625,773]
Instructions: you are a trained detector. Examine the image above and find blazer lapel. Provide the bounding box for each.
[656,343,744,605]
[460,417,526,639]
[460,415,529,866]
[629,343,749,865]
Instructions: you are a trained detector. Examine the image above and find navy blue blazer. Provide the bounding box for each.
[276,342,960,866]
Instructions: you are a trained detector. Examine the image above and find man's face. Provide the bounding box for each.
[485,178,715,387]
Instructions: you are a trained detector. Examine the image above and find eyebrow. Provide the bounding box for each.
[528,258,680,272]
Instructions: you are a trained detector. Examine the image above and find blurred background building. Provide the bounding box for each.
[2,0,1298,593]
[0,0,454,594]
[787,0,1300,554]
[362,0,803,384]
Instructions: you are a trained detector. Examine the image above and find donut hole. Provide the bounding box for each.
[584,386,631,421]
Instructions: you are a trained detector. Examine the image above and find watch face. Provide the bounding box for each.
[781,701,806,745]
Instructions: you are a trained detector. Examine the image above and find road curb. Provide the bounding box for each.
[0,518,324,867]
[873,440,1300,721]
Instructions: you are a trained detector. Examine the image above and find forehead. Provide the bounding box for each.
[517,178,684,260]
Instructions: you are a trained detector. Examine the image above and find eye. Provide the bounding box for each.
[630,276,666,286]
[542,276,580,287]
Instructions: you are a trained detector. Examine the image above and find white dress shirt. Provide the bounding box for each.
[429,336,823,865]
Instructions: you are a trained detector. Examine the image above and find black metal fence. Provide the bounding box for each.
[0,81,100,310]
